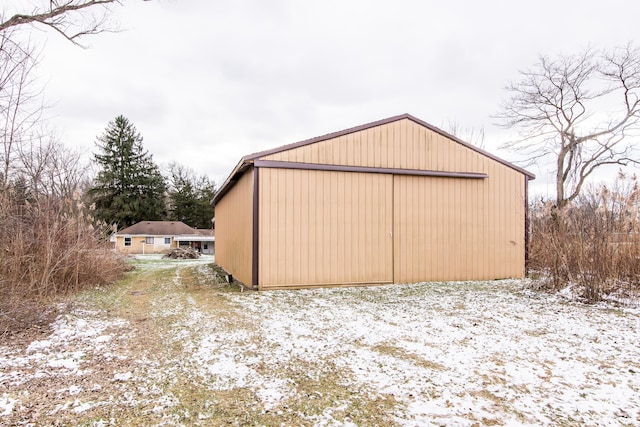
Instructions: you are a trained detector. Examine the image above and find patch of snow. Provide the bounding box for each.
[72,399,94,413]
[151,393,179,413]
[48,357,80,370]
[222,281,640,425]
[94,335,112,343]
[26,340,53,352]
[0,394,17,416]
[113,371,132,382]
[305,401,359,427]
[202,355,253,388]
[255,378,292,410]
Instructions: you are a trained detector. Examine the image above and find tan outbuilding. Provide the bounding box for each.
[213,114,535,290]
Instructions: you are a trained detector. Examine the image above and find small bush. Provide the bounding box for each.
[529,172,640,302]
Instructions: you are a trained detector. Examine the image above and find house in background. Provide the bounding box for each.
[213,113,534,290]
[114,221,214,255]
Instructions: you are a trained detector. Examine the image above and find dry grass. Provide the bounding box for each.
[529,172,640,302]
[1,258,398,426]
[0,194,130,334]
[372,343,446,372]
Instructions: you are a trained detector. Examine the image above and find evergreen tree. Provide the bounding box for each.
[167,162,215,229]
[194,175,216,229]
[89,115,166,228]
[167,162,197,225]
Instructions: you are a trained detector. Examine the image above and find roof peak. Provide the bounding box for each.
[214,113,534,204]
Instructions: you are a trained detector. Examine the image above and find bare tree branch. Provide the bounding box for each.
[1,1,151,47]
[0,1,126,47]
[445,120,486,149]
[0,33,43,193]
[496,45,640,208]
[1,1,144,197]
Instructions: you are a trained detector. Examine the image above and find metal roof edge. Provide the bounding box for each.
[212,113,535,204]
[401,114,535,180]
[212,160,254,205]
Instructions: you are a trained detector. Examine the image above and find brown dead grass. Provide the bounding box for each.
[0,196,130,337]
[1,260,403,426]
[529,174,640,302]
[372,343,446,372]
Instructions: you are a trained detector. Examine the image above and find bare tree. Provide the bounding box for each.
[0,0,153,195]
[0,32,42,194]
[445,119,485,149]
[496,44,640,208]
[18,132,90,199]
[0,1,129,47]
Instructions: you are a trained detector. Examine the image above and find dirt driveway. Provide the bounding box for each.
[1,255,639,426]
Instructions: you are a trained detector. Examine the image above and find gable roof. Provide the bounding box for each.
[213,113,535,204]
[117,221,198,236]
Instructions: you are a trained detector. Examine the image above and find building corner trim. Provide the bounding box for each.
[252,167,260,290]
[524,175,530,276]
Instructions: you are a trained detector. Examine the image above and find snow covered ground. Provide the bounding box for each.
[1,257,639,426]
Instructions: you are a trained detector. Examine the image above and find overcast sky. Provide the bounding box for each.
[9,0,640,196]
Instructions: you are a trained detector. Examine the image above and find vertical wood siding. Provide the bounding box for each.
[215,168,254,285]
[262,118,487,173]
[259,168,393,289]
[393,168,525,282]
[255,118,527,284]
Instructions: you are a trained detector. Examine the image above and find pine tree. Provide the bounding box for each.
[88,115,166,228]
[194,175,216,229]
[167,162,215,229]
[167,162,197,225]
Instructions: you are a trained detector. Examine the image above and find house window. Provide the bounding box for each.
[164,237,171,245]
[124,237,131,247]
[203,244,208,250]
[146,237,154,244]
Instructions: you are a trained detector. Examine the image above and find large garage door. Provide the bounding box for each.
[393,175,484,283]
[393,172,526,282]
[259,168,393,288]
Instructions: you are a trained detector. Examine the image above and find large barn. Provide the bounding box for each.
[213,114,535,290]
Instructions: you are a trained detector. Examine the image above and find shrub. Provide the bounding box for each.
[529,172,640,302]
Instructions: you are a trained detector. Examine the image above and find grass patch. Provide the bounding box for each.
[276,359,398,426]
[373,343,446,371]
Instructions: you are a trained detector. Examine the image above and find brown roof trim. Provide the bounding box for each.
[244,114,534,179]
[212,160,253,204]
[254,160,488,179]
[213,113,535,204]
